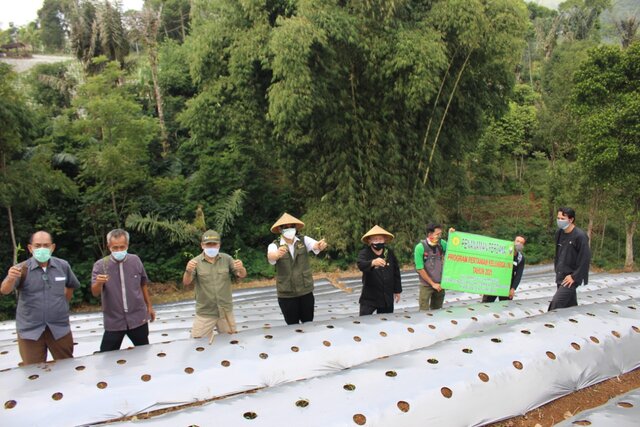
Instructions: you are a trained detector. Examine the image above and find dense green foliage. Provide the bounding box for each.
[1,0,639,320]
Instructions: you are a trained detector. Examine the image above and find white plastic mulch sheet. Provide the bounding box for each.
[120,300,640,427]
[0,269,638,426]
[557,387,640,427]
[0,267,635,370]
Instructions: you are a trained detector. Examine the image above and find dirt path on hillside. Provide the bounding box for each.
[489,368,640,426]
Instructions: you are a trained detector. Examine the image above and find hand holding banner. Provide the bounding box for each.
[441,232,514,296]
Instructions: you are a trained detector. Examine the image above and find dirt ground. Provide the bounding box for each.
[489,367,640,426]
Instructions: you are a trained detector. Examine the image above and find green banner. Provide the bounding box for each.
[441,232,514,296]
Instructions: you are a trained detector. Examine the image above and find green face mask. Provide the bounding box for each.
[33,248,52,263]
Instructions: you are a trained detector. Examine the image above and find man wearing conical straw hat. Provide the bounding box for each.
[267,213,328,325]
[357,225,402,315]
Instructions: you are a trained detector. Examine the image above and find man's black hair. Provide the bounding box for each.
[426,223,442,234]
[558,207,576,221]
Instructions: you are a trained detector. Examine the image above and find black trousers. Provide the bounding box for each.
[278,292,315,325]
[359,303,394,316]
[548,284,578,311]
[100,322,149,352]
[482,295,510,303]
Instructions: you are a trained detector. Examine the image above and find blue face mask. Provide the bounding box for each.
[33,248,52,263]
[557,219,571,230]
[112,250,127,261]
[204,247,219,258]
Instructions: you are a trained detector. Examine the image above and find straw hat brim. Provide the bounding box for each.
[361,225,394,244]
[270,213,305,234]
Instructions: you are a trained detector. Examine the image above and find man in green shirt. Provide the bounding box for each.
[414,223,452,310]
[183,230,247,341]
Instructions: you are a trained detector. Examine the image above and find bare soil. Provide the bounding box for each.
[489,367,640,426]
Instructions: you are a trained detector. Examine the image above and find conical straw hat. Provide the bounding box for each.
[271,213,305,234]
[361,225,394,244]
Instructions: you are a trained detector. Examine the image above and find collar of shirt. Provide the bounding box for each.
[201,253,221,264]
[110,254,129,264]
[279,236,300,246]
[27,256,61,271]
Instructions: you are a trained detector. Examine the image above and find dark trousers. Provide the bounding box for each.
[482,295,510,303]
[18,327,74,365]
[278,292,315,325]
[548,284,578,311]
[359,303,394,316]
[100,322,149,352]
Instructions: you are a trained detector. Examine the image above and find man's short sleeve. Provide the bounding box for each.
[414,243,425,270]
[139,258,149,285]
[91,260,100,285]
[227,254,237,276]
[66,262,81,289]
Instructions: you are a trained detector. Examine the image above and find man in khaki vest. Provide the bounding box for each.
[267,213,327,325]
[183,230,247,341]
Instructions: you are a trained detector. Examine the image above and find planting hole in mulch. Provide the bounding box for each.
[397,401,410,412]
[353,414,366,425]
[243,412,257,420]
[295,399,309,408]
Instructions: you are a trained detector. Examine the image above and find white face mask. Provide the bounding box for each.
[282,228,296,240]
[204,247,219,258]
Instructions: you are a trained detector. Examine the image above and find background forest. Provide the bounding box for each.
[1,0,639,319]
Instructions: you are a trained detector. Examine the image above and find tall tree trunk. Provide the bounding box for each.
[586,190,599,246]
[599,213,607,253]
[624,218,636,271]
[416,47,458,185]
[423,50,472,185]
[143,6,169,156]
[1,153,18,264]
[179,3,186,42]
[7,206,18,265]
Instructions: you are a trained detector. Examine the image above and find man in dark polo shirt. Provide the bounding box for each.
[91,229,156,352]
[1,230,80,365]
[549,207,591,311]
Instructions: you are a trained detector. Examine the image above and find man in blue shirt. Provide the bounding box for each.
[1,231,80,365]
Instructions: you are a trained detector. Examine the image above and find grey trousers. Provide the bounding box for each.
[548,284,578,311]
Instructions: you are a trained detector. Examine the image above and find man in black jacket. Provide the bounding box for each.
[482,235,526,302]
[357,225,402,315]
[549,207,591,311]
